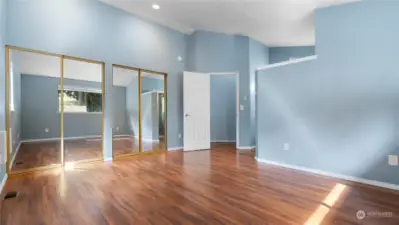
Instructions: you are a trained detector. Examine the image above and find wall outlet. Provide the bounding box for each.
[45,128,49,133]
[240,105,244,111]
[178,133,182,139]
[284,143,290,151]
[388,155,398,166]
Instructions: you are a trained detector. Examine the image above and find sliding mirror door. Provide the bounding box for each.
[112,66,140,156]
[62,58,104,163]
[7,48,62,172]
[140,72,166,153]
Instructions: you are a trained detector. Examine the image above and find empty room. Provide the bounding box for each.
[0,0,399,224]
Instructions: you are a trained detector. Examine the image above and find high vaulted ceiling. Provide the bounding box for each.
[99,0,359,46]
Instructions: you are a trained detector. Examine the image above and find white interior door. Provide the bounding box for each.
[184,71,210,151]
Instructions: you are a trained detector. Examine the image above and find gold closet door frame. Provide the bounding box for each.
[112,65,167,159]
[5,46,105,176]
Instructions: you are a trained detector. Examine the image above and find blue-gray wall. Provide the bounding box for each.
[0,0,6,181]
[6,0,186,158]
[210,75,236,142]
[257,1,399,185]
[186,31,268,147]
[21,75,127,140]
[249,39,269,146]
[10,51,21,159]
[269,46,315,64]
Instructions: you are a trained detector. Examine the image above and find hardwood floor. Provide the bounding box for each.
[3,143,399,224]
[11,137,166,171]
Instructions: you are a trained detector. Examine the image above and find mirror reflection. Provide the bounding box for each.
[112,66,140,156]
[63,58,103,163]
[141,72,166,152]
[8,49,61,172]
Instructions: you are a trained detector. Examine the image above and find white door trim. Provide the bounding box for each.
[209,72,239,149]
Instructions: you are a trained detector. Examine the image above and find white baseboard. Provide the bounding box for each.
[0,174,8,194]
[168,146,183,151]
[211,140,236,143]
[10,141,22,167]
[256,158,399,191]
[237,146,255,150]
[104,157,113,162]
[22,135,102,143]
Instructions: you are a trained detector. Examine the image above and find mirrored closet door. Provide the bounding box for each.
[62,57,104,163]
[140,71,166,153]
[7,48,62,173]
[112,65,140,157]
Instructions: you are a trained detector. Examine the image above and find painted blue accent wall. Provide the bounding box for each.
[210,75,236,142]
[249,39,269,146]
[257,1,399,185]
[269,46,315,64]
[6,0,186,157]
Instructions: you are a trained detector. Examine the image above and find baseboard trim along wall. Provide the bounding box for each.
[10,142,22,167]
[104,157,113,162]
[238,146,255,150]
[211,140,236,143]
[168,146,183,151]
[21,134,132,143]
[256,158,399,191]
[0,174,8,195]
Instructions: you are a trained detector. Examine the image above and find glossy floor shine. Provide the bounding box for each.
[3,144,399,225]
[11,137,166,171]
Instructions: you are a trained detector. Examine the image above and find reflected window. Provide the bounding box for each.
[58,86,102,113]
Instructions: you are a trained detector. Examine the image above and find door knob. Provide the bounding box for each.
[185,114,190,117]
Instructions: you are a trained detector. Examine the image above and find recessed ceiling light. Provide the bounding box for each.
[152,4,160,10]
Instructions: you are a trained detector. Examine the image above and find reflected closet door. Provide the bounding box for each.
[7,48,62,173]
[140,71,166,153]
[62,58,104,163]
[112,66,140,157]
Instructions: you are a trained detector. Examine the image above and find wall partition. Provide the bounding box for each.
[5,46,105,175]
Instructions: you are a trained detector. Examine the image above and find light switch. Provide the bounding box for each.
[240,105,244,111]
[243,96,247,101]
[388,155,398,166]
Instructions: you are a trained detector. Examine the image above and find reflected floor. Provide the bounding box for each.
[113,136,166,156]
[11,137,166,171]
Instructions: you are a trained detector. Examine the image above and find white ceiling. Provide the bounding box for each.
[12,50,164,87]
[98,0,359,46]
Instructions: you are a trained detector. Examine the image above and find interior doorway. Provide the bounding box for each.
[183,71,239,151]
[210,73,237,149]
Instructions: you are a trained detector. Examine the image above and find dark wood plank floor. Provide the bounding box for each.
[11,137,166,171]
[3,144,399,224]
